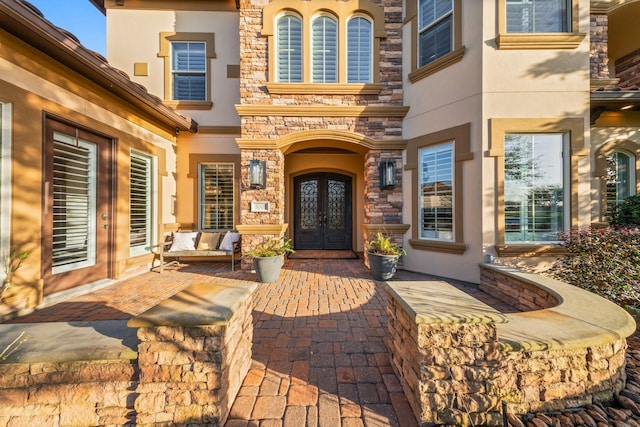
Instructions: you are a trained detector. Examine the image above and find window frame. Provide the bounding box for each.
[417,0,454,68]
[418,141,455,242]
[406,123,472,254]
[129,150,157,257]
[158,32,216,109]
[488,118,585,255]
[407,0,464,83]
[346,15,373,83]
[605,151,636,216]
[198,162,236,231]
[170,41,207,102]
[276,13,304,83]
[496,0,585,49]
[311,13,339,83]
[503,132,569,244]
[262,0,386,92]
[594,139,640,222]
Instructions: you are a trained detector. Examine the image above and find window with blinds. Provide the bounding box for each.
[130,152,153,254]
[506,0,570,33]
[276,15,303,82]
[418,0,453,67]
[312,15,338,83]
[52,132,97,273]
[200,163,234,230]
[347,17,372,83]
[605,151,635,218]
[419,142,454,241]
[171,41,206,100]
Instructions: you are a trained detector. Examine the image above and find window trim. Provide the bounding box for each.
[346,15,373,83]
[262,0,386,90]
[418,141,455,242]
[158,32,216,109]
[594,139,640,222]
[488,118,586,255]
[129,150,157,257]
[198,163,236,231]
[276,13,304,83]
[311,13,339,83]
[496,0,585,49]
[188,154,241,229]
[406,123,472,254]
[407,0,464,82]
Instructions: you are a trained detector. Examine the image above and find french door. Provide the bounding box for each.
[42,119,114,295]
[294,173,352,250]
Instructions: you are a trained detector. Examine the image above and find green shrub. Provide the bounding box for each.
[610,195,640,227]
[546,227,640,308]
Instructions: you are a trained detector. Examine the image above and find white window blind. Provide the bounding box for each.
[419,142,454,241]
[52,132,97,273]
[276,15,303,82]
[606,151,635,217]
[312,16,338,83]
[418,0,453,67]
[130,152,152,254]
[200,163,234,230]
[347,17,372,83]
[506,0,569,33]
[171,41,206,100]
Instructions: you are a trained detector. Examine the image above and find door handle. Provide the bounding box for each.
[101,213,110,220]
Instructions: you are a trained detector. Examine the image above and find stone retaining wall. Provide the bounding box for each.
[479,266,558,311]
[0,282,255,426]
[384,267,635,426]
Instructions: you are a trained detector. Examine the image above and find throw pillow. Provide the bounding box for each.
[219,231,240,251]
[168,231,199,252]
[197,232,221,250]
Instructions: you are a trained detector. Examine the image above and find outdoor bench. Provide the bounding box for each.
[153,228,241,273]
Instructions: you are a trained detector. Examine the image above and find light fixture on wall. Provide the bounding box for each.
[249,160,266,189]
[379,160,396,189]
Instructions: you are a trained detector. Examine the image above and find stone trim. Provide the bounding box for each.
[236,224,289,235]
[496,33,586,50]
[163,100,213,110]
[408,46,465,83]
[361,223,410,234]
[265,83,383,95]
[237,129,407,151]
[235,105,410,117]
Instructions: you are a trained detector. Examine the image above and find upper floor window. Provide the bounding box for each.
[506,0,570,33]
[158,32,215,109]
[312,15,338,83]
[347,17,372,83]
[171,42,206,101]
[504,133,567,243]
[606,151,636,216]
[418,0,453,67]
[263,0,385,90]
[276,14,303,82]
[419,142,454,241]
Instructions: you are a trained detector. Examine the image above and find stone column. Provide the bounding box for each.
[590,13,612,82]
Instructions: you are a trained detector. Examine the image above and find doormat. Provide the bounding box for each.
[289,250,359,259]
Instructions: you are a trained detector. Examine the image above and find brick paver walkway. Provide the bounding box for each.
[7,257,514,426]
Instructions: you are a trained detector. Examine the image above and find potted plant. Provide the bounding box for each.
[367,232,405,281]
[246,237,294,283]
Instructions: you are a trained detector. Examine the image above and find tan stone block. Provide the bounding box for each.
[173,404,202,423]
[59,403,99,426]
[135,392,166,415]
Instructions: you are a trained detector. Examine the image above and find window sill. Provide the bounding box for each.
[409,238,467,255]
[164,100,213,110]
[496,33,586,50]
[495,244,567,257]
[266,83,382,95]
[408,46,466,84]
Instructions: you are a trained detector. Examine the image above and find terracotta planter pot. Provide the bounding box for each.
[253,254,284,283]
[367,251,400,281]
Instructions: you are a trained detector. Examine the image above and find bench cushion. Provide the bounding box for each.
[168,231,199,252]
[197,232,221,250]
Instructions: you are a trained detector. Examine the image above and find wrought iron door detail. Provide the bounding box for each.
[327,179,345,230]
[300,180,319,230]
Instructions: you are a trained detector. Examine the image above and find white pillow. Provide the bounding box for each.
[219,231,240,251]
[168,232,199,252]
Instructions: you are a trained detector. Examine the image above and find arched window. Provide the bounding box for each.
[311,15,338,83]
[606,151,636,215]
[347,17,372,83]
[276,14,302,82]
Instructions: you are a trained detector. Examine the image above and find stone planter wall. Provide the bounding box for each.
[384,266,635,426]
[0,282,255,426]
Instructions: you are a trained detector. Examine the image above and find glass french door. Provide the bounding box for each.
[294,173,352,250]
[42,119,113,295]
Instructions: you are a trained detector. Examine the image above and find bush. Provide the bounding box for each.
[546,227,640,308]
[610,195,640,227]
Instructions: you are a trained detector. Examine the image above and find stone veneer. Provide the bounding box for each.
[384,265,635,426]
[590,13,610,80]
[0,282,255,426]
[616,48,640,90]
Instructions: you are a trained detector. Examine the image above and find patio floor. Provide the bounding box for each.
[6,257,516,426]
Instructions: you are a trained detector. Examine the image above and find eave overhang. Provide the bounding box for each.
[590,90,640,125]
[0,0,197,134]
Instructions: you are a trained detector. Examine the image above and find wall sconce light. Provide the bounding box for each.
[379,160,396,189]
[249,160,266,189]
